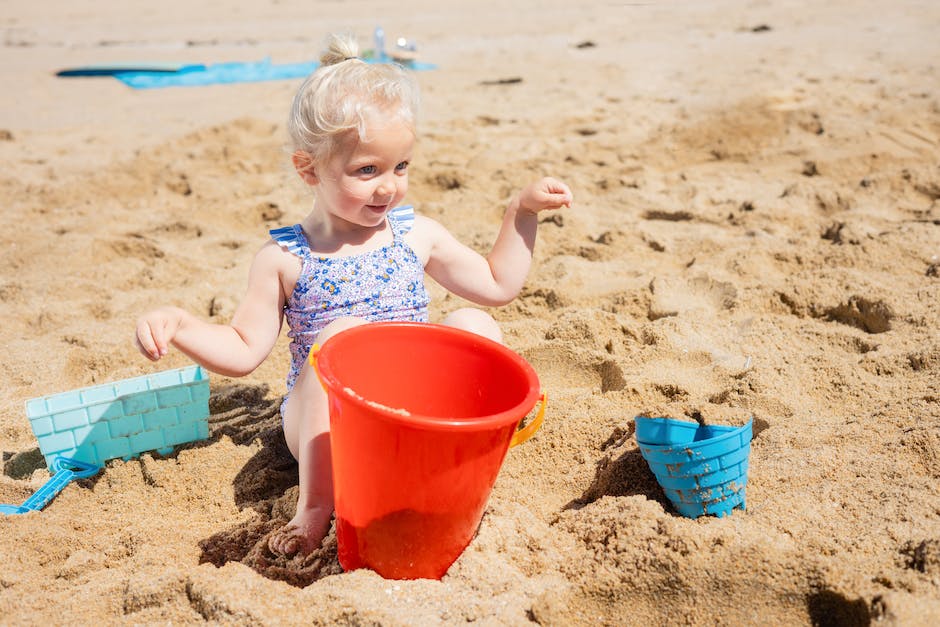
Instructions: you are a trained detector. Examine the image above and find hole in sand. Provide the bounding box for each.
[642,209,695,222]
[2,448,45,480]
[569,447,665,509]
[822,296,893,334]
[805,589,871,626]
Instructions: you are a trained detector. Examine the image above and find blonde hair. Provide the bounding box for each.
[288,33,420,165]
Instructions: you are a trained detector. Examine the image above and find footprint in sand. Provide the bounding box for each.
[148,221,204,239]
[520,344,606,391]
[94,234,166,263]
[647,274,737,321]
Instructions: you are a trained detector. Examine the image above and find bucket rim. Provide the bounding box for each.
[637,418,753,454]
[314,322,542,431]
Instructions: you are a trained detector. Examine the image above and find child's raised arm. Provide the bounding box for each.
[134,242,288,377]
[423,176,572,306]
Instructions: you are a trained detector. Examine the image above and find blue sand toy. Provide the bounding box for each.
[635,416,753,519]
[1,366,210,515]
[0,456,100,515]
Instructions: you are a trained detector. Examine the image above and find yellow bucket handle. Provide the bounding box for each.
[510,393,547,448]
[310,343,325,389]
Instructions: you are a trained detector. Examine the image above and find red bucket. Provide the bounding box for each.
[312,322,545,580]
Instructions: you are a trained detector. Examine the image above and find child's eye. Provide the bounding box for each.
[395,161,409,172]
[358,165,377,175]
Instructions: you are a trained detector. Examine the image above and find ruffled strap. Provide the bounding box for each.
[269,224,308,259]
[388,205,415,235]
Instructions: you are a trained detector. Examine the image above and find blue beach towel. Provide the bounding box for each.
[111,57,437,89]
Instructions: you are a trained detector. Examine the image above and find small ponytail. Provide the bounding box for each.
[319,33,360,67]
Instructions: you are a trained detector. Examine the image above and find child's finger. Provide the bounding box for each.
[135,320,163,360]
[542,177,570,193]
[135,335,160,362]
[152,320,170,357]
[542,179,573,204]
[543,190,573,208]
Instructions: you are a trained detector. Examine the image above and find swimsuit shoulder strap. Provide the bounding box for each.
[269,224,310,259]
[388,205,415,236]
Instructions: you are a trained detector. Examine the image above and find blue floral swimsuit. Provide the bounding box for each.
[269,205,430,409]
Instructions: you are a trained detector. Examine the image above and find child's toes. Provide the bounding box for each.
[268,525,302,557]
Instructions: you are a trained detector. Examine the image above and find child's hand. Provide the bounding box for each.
[135,307,184,361]
[517,177,573,214]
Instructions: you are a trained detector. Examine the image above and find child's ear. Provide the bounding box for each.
[292,150,319,185]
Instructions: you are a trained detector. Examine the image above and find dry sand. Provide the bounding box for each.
[2,0,939,624]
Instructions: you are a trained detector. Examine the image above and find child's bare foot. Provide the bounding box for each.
[268,506,333,557]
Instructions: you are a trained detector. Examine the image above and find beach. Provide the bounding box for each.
[1,0,939,623]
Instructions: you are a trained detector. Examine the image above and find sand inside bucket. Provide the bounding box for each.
[342,386,412,417]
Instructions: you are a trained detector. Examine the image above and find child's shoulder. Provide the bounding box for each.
[390,205,448,240]
[406,213,455,257]
[410,213,447,234]
[253,229,304,268]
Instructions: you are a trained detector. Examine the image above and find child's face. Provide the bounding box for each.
[314,113,414,229]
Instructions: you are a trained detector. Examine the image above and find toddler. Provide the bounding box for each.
[135,33,572,556]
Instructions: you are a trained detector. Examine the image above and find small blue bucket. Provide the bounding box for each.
[635,416,752,518]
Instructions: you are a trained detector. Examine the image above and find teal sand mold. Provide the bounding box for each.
[1,366,210,515]
[635,416,753,518]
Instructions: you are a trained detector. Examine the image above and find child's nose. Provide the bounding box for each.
[376,175,397,197]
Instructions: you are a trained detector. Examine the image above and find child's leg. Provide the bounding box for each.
[268,316,367,556]
[442,307,502,343]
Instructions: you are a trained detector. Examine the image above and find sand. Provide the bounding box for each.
[1,0,939,624]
